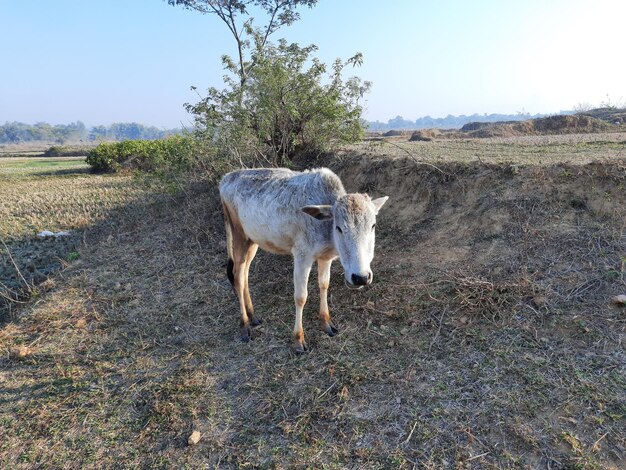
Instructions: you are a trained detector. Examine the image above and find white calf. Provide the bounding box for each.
[219,167,388,352]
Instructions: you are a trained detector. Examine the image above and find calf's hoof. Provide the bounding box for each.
[293,341,308,354]
[293,331,307,354]
[323,322,339,337]
[240,325,252,342]
[250,316,263,327]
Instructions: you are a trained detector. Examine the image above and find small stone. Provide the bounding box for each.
[612,295,626,305]
[187,430,201,446]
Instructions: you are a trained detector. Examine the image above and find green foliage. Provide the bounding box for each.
[169,0,367,168]
[85,136,198,174]
[188,38,370,167]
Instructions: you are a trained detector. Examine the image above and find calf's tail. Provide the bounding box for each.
[221,199,235,287]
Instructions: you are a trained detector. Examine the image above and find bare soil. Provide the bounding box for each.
[1,136,625,468]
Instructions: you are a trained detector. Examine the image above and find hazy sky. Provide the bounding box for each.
[1,0,624,128]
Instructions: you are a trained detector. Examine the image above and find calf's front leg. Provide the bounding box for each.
[293,254,313,353]
[317,259,338,336]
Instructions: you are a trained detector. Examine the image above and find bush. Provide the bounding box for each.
[86,136,198,174]
[44,146,89,157]
[44,146,64,157]
[188,39,370,168]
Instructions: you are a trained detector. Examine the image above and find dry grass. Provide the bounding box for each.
[0,157,168,323]
[0,160,150,239]
[351,131,626,166]
[1,135,626,468]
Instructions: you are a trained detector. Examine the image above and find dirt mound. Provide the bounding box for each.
[532,114,609,132]
[580,107,626,125]
[460,121,517,132]
[466,114,610,138]
[382,130,409,137]
[409,129,442,141]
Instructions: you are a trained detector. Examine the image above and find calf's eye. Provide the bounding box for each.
[372,223,376,231]
[336,226,343,233]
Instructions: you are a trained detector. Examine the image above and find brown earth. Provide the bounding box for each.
[1,139,626,467]
[467,115,611,138]
[409,129,443,141]
[386,109,626,142]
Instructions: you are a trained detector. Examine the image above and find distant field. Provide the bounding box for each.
[1,135,625,468]
[0,157,89,176]
[0,142,96,159]
[352,131,626,165]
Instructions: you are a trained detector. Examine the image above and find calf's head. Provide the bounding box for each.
[303,194,388,289]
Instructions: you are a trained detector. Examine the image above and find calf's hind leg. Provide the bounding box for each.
[223,202,255,342]
[243,243,261,327]
[232,239,254,342]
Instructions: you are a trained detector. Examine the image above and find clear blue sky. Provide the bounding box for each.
[1,0,624,128]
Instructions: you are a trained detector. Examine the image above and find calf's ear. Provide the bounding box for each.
[371,196,389,214]
[302,205,333,221]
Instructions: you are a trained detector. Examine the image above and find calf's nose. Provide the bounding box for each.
[351,272,371,286]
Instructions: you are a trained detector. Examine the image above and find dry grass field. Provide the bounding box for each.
[1,135,625,468]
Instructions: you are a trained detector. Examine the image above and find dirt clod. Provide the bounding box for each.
[9,345,31,359]
[187,431,201,446]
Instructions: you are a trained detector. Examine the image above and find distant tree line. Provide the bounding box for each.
[0,121,181,144]
[366,111,574,131]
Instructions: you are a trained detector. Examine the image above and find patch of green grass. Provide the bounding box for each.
[0,157,89,180]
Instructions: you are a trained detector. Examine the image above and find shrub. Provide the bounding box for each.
[44,146,63,157]
[44,146,89,157]
[86,136,198,174]
[188,39,370,168]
